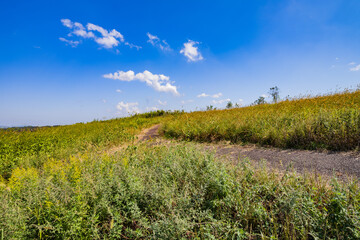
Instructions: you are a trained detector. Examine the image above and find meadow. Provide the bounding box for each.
[0,110,176,180]
[162,90,360,151]
[1,97,360,239]
[1,144,360,239]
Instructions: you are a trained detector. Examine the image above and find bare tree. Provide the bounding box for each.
[269,86,280,103]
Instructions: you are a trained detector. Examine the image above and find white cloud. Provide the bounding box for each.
[158,100,167,106]
[103,70,179,96]
[146,106,159,111]
[261,94,269,98]
[197,92,222,98]
[116,101,140,113]
[60,19,139,50]
[180,40,203,62]
[350,64,360,71]
[349,62,356,65]
[116,89,122,93]
[147,32,171,51]
[125,42,142,50]
[212,93,222,98]
[87,23,124,48]
[197,93,209,98]
[59,37,80,47]
[212,98,231,105]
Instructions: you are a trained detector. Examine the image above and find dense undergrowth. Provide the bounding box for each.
[162,90,360,151]
[0,111,177,179]
[1,144,359,239]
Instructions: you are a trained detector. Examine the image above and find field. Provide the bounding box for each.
[162,90,360,151]
[1,94,360,239]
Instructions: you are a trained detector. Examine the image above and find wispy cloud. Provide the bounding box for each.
[147,33,171,51]
[146,106,159,111]
[117,101,139,113]
[158,100,167,106]
[60,19,140,50]
[197,93,209,98]
[103,70,179,96]
[59,37,80,47]
[116,89,122,93]
[197,92,222,98]
[180,40,203,62]
[349,62,356,65]
[181,99,194,104]
[212,98,231,105]
[350,64,360,71]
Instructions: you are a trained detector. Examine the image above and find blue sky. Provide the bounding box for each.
[1,0,360,126]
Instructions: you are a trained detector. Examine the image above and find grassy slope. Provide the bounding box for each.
[1,106,360,238]
[0,111,175,179]
[162,90,360,151]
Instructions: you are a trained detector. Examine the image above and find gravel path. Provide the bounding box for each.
[140,124,360,181]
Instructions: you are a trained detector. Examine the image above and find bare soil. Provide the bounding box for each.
[135,124,360,181]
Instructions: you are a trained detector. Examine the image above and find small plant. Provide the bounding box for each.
[206,105,214,111]
[254,96,266,105]
[226,101,233,109]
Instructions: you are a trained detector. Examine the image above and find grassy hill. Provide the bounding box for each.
[162,90,360,151]
[1,101,360,239]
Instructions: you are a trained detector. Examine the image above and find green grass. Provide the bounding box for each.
[162,90,360,151]
[0,111,178,179]
[1,144,359,239]
[1,100,360,239]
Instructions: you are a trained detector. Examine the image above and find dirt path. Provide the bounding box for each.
[125,124,360,181]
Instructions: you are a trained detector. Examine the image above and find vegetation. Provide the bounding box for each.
[269,86,280,103]
[1,144,360,239]
[0,111,178,179]
[2,92,360,238]
[162,90,360,151]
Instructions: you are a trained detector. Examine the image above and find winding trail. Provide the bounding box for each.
[135,124,360,181]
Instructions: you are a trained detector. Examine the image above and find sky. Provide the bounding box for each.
[1,0,360,126]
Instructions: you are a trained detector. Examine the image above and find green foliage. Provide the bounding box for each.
[226,101,233,109]
[0,113,171,179]
[162,90,360,151]
[1,144,359,239]
[254,96,267,105]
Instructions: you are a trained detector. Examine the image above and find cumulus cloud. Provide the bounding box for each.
[116,101,140,113]
[180,40,203,62]
[103,70,179,96]
[197,92,222,98]
[212,98,231,105]
[116,89,122,93]
[158,100,167,106]
[350,64,360,71]
[59,37,80,47]
[147,32,171,51]
[60,19,139,50]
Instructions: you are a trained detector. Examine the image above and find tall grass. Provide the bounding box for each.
[162,90,360,151]
[1,144,359,239]
[0,111,177,179]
